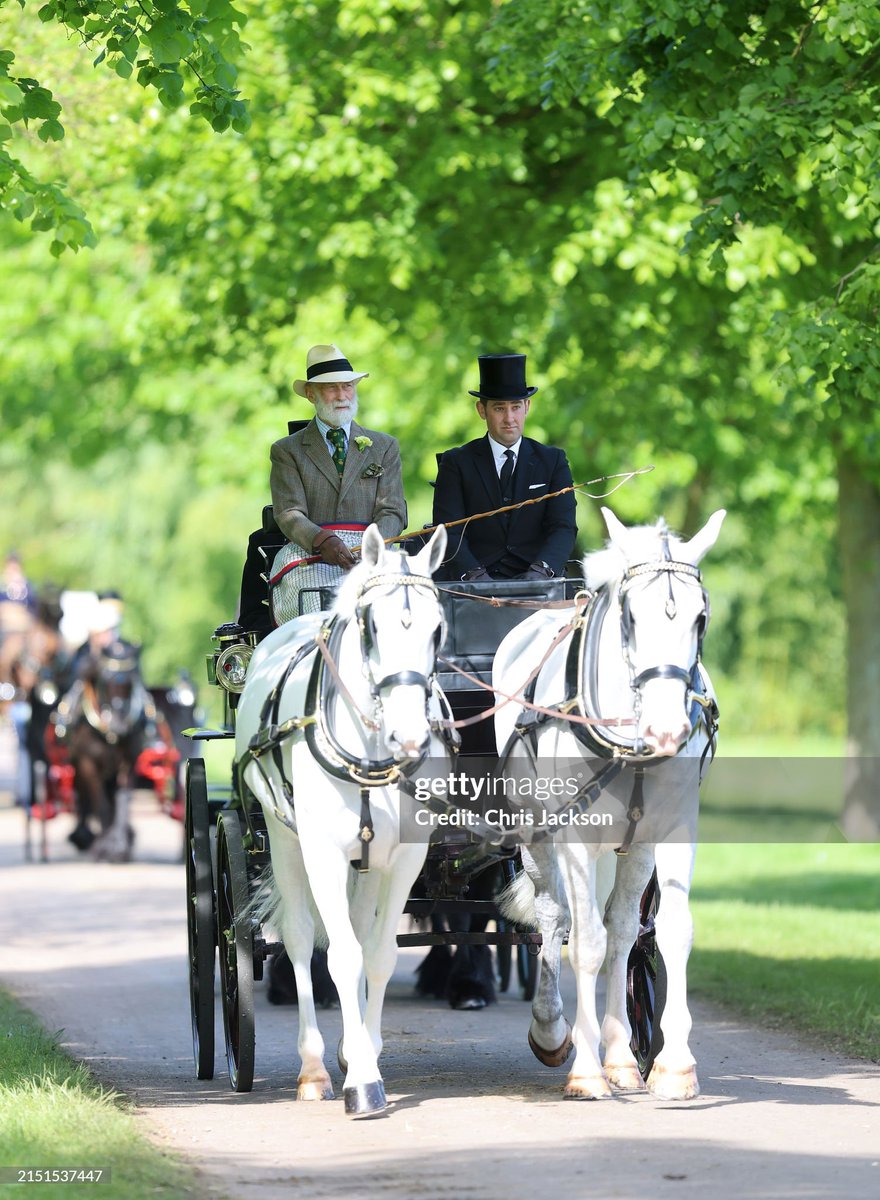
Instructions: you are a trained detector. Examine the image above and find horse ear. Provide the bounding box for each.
[601,506,629,548]
[681,509,726,564]
[414,524,448,577]
[360,524,385,567]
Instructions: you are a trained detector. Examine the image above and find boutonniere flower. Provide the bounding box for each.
[354,436,373,452]
[361,462,384,479]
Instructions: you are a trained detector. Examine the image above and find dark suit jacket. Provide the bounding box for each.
[269,419,406,549]
[432,435,577,579]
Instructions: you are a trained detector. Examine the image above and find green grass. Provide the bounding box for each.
[0,991,205,1200]
[689,843,880,1061]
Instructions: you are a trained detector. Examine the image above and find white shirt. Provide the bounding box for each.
[487,434,522,476]
[316,416,352,457]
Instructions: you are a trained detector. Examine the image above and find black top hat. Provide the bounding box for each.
[468,353,538,401]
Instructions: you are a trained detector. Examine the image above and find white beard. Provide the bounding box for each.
[313,393,358,427]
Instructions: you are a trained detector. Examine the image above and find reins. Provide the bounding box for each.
[283,465,655,567]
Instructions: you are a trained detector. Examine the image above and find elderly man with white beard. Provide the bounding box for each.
[269,343,407,570]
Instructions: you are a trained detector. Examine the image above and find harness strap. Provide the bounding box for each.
[351,786,375,873]
[255,636,320,800]
[315,624,380,733]
[614,766,645,856]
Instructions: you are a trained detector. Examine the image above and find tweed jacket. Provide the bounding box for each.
[269,419,406,549]
[432,434,577,579]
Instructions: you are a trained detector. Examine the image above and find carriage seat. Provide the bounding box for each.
[436,577,569,692]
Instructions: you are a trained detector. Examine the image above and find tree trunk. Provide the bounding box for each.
[837,450,880,839]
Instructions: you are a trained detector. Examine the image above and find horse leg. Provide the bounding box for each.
[557,845,612,1100]
[646,841,699,1100]
[520,843,574,1069]
[91,760,133,864]
[600,844,654,1091]
[357,844,429,1063]
[298,831,385,1115]
[266,821,334,1102]
[69,752,100,851]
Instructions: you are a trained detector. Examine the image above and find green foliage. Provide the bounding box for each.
[0,0,250,249]
[5,0,877,739]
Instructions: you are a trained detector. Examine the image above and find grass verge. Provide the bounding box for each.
[689,843,880,1061]
[0,989,204,1199]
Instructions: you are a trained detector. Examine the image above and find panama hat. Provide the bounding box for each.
[468,353,538,401]
[293,344,369,398]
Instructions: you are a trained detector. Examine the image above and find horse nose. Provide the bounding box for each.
[641,722,688,756]
[389,732,429,760]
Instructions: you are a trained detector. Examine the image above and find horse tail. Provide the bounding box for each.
[496,870,538,928]
[245,863,329,949]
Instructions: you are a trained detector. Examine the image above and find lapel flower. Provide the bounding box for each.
[361,462,384,479]
[354,436,373,452]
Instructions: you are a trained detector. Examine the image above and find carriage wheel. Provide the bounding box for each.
[216,810,255,1092]
[185,758,215,1080]
[626,868,667,1079]
[517,943,539,1002]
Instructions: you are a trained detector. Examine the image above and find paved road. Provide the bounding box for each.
[0,802,878,1200]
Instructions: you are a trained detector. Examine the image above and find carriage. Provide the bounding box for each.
[23,666,197,862]
[183,512,671,1098]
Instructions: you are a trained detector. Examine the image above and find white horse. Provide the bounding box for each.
[494,506,725,1101]
[235,524,450,1117]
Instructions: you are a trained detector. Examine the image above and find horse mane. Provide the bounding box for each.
[583,518,685,590]
[331,547,407,622]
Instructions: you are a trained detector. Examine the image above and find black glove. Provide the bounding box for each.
[521,562,554,581]
[312,530,356,570]
[461,567,491,581]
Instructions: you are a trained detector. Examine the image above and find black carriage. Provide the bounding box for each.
[184,533,664,1093]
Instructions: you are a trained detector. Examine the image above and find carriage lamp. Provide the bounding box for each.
[208,623,259,694]
[214,643,253,693]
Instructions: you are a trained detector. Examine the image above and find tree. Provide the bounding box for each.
[0,0,250,252]
[481,0,879,831]
[0,1,865,808]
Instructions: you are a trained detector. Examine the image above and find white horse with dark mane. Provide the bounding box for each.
[494,506,725,1100]
[234,525,450,1117]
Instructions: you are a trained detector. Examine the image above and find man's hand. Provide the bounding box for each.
[313,529,357,570]
[461,567,491,581]
[521,562,554,581]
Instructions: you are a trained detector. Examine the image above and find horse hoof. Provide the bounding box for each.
[528,1020,573,1068]
[452,996,488,1011]
[647,1063,700,1100]
[68,824,95,852]
[344,1081,386,1117]
[605,1062,647,1093]
[297,1078,334,1102]
[564,1073,613,1101]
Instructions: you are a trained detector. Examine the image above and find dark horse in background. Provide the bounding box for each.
[54,638,152,862]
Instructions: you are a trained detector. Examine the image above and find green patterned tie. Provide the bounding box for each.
[326,427,346,476]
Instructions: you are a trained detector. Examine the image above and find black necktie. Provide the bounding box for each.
[499,448,515,502]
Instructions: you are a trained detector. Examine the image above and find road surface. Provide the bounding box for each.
[0,800,878,1200]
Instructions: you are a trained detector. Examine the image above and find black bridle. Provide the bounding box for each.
[618,543,710,701]
[355,561,445,698]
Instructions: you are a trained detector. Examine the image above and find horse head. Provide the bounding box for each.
[332,523,448,761]
[84,638,146,741]
[587,506,725,756]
